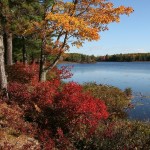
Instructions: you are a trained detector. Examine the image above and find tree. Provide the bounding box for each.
[0,0,14,65]
[11,0,44,64]
[0,0,44,65]
[25,0,133,81]
[0,34,8,93]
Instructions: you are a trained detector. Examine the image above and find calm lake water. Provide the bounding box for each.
[59,62,150,121]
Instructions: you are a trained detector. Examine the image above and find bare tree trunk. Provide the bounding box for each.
[40,70,47,82]
[0,34,8,92]
[22,36,27,64]
[39,38,47,82]
[6,32,13,65]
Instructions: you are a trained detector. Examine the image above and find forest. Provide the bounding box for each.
[98,53,150,62]
[64,53,96,63]
[0,0,150,149]
[64,53,150,63]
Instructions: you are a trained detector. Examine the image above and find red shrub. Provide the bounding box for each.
[6,63,72,85]
[55,82,109,132]
[6,63,39,85]
[8,82,31,103]
[31,81,60,108]
[47,65,73,82]
[6,63,109,148]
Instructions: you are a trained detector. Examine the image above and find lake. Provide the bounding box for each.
[59,62,150,121]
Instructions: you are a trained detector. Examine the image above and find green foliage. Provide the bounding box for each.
[64,53,150,63]
[0,0,44,63]
[13,36,41,62]
[86,120,150,150]
[124,87,132,97]
[83,83,131,119]
[98,53,150,62]
[64,53,96,63]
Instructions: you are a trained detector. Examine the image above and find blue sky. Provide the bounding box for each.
[67,0,150,56]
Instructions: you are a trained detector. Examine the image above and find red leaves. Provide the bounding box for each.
[57,82,109,129]
[6,63,39,85]
[47,65,73,81]
[6,63,72,86]
[8,82,31,103]
[8,79,108,138]
[6,63,109,148]
[31,81,59,108]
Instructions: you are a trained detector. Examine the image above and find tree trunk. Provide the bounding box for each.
[6,32,13,65]
[3,33,7,64]
[0,34,8,92]
[39,51,47,82]
[22,37,27,64]
[39,36,47,82]
[39,70,47,82]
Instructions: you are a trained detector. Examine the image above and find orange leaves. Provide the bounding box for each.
[85,2,133,25]
[24,0,133,51]
[45,12,99,41]
[115,6,133,15]
[45,13,85,31]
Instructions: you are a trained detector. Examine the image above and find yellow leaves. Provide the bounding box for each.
[125,7,134,15]
[86,2,133,25]
[24,0,133,49]
[45,12,99,41]
[115,6,133,15]
[79,27,99,41]
[46,13,83,31]
[45,41,66,55]
[72,41,83,49]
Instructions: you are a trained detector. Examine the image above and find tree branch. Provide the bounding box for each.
[44,32,68,71]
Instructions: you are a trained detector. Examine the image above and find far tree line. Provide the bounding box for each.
[98,53,150,62]
[64,53,150,63]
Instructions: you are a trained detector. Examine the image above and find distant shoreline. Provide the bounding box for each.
[59,60,150,64]
[58,61,78,64]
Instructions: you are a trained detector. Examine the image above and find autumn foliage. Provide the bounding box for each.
[3,63,108,148]
[1,63,150,149]
[24,0,133,81]
[27,0,133,44]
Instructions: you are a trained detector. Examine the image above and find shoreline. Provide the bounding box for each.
[59,61,150,64]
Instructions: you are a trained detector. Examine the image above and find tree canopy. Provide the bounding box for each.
[0,0,134,81]
[24,0,133,81]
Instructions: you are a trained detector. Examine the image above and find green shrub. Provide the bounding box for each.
[83,82,131,119]
[86,120,150,150]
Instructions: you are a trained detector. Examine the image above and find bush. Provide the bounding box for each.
[6,63,39,85]
[5,64,109,148]
[83,83,131,119]
[124,87,132,97]
[4,63,150,149]
[84,120,150,150]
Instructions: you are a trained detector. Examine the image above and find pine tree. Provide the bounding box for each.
[0,0,13,65]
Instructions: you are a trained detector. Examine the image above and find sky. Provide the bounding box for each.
[67,0,150,56]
